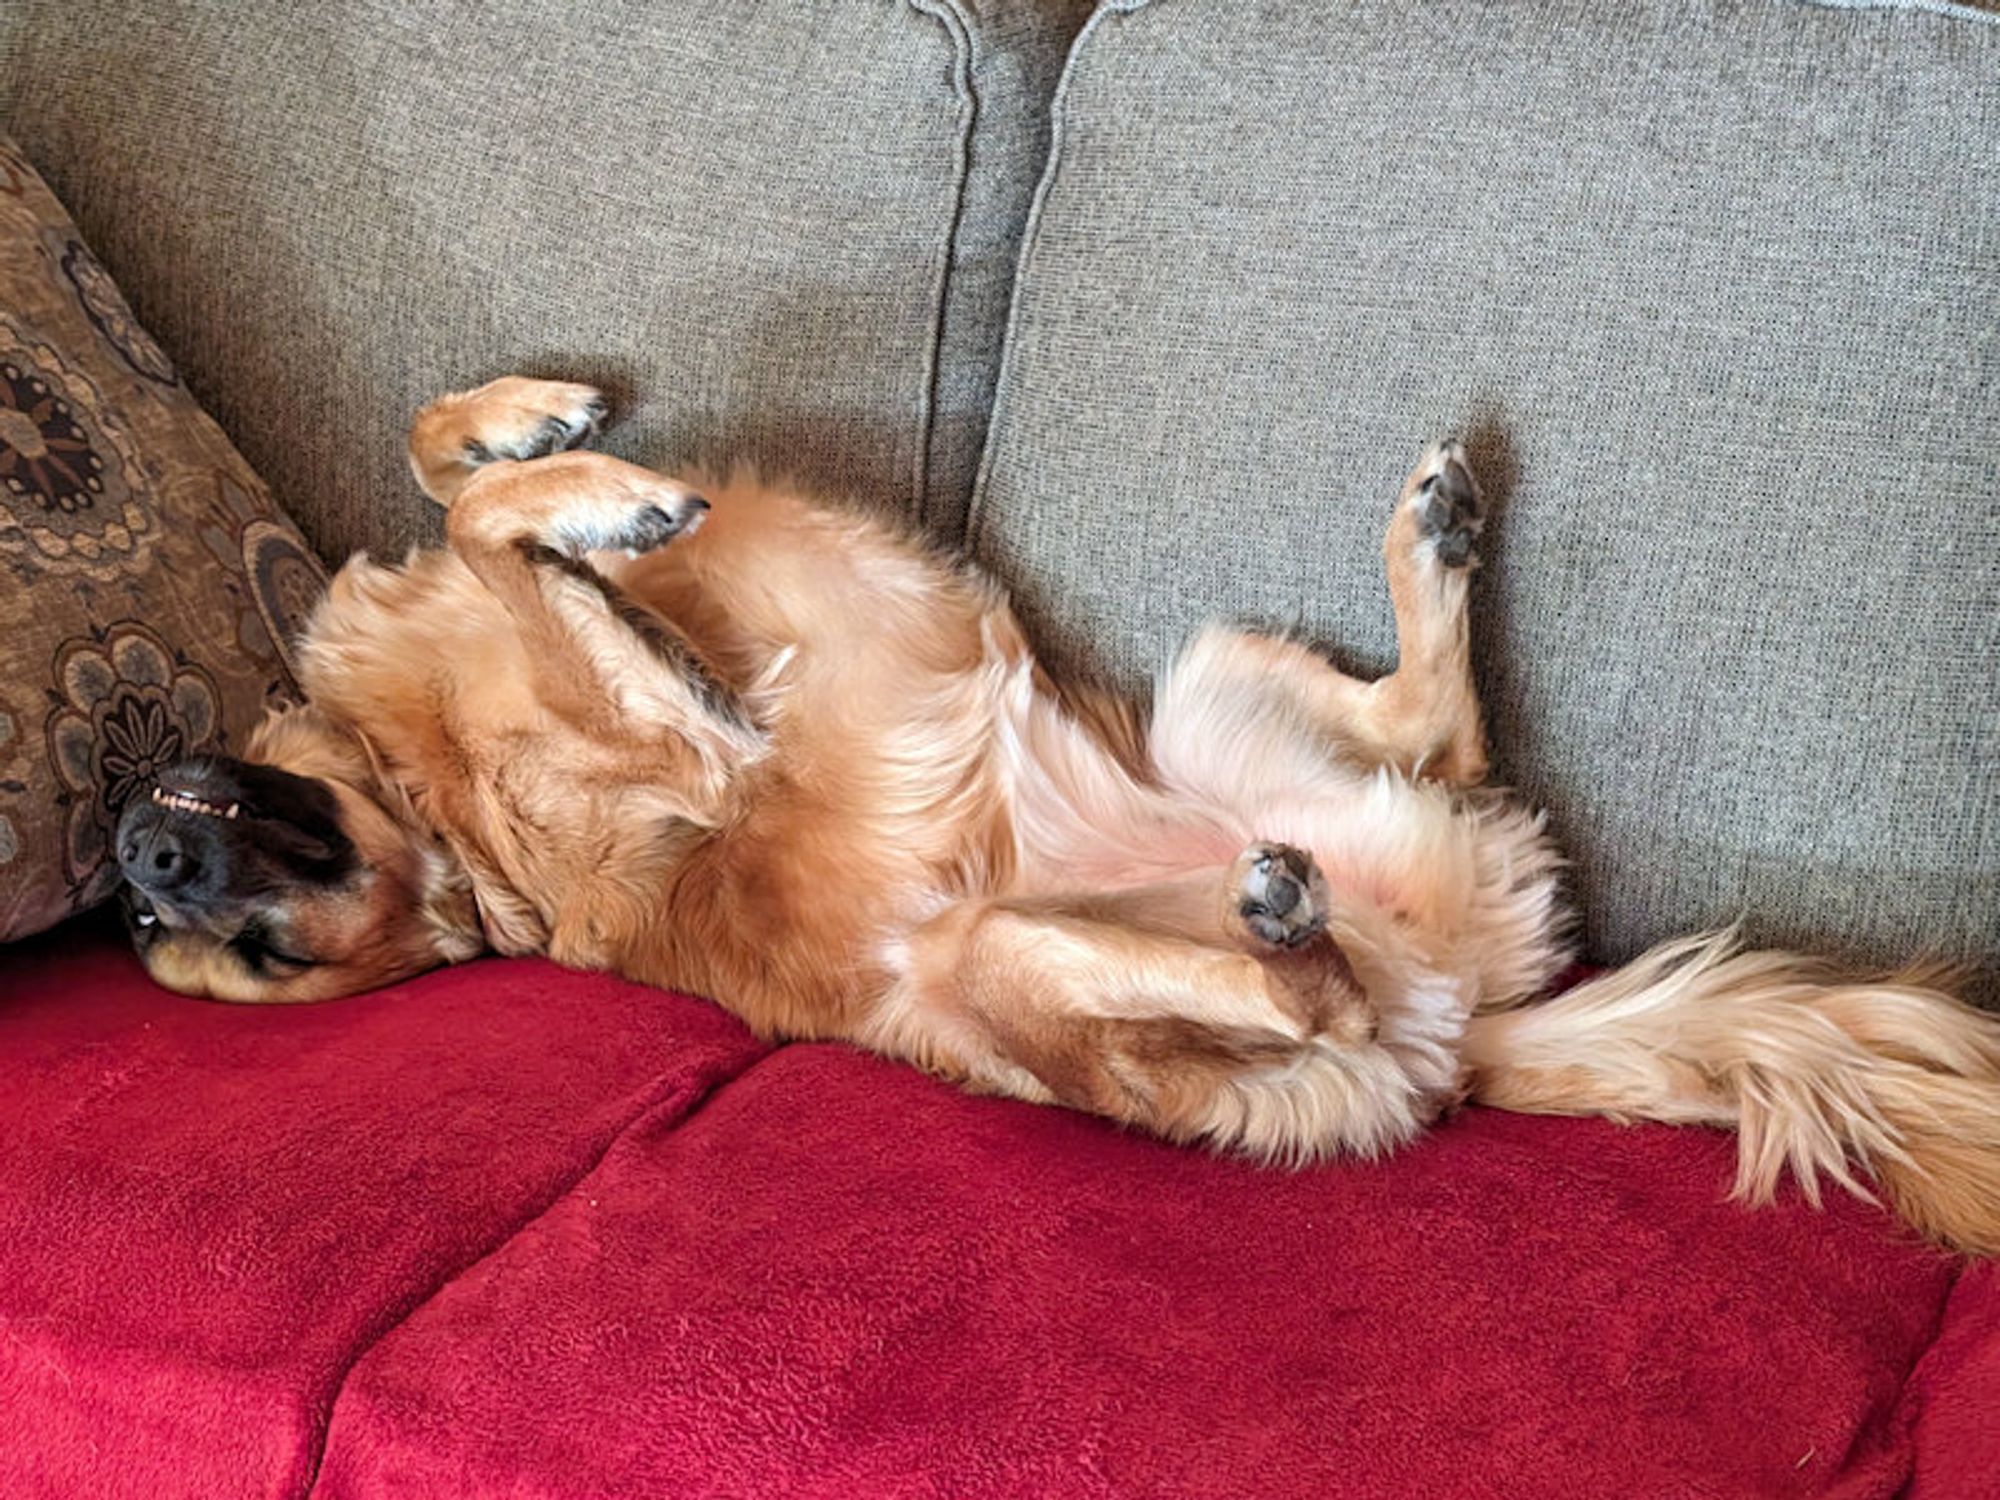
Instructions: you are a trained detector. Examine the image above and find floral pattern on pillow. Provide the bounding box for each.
[0,318,155,572]
[43,622,224,903]
[55,233,181,387]
[0,136,327,941]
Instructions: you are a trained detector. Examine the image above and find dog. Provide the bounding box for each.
[113,377,2000,1254]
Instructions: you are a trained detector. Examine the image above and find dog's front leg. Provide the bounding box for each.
[450,454,759,762]
[412,380,760,763]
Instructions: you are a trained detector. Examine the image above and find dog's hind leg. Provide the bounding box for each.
[866,844,1459,1160]
[1155,441,1490,791]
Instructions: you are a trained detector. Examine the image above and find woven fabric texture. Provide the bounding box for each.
[972,0,2000,990]
[0,0,1090,561]
[0,137,324,943]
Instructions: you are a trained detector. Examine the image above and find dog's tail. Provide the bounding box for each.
[1460,932,2000,1256]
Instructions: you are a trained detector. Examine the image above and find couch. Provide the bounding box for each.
[2,2,1996,1496]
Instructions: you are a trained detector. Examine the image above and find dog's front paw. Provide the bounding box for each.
[595,491,709,556]
[1230,841,1330,949]
[454,378,606,464]
[411,377,608,506]
[445,451,709,563]
[534,466,709,559]
[1405,439,1484,569]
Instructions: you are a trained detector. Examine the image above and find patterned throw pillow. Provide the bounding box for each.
[0,136,326,942]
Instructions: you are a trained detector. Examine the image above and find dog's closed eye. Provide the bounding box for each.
[228,924,317,974]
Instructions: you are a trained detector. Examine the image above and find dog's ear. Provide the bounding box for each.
[463,854,552,957]
[246,701,376,786]
[415,844,488,964]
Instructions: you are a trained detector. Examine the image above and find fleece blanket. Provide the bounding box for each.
[315,1044,1983,1500]
[0,919,767,1499]
[1904,1260,2000,1500]
[3,922,1993,1497]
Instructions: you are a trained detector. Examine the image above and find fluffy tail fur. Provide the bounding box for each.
[1461,933,2000,1256]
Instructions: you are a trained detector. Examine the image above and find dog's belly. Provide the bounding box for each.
[991,658,1453,909]
[985,663,1564,1012]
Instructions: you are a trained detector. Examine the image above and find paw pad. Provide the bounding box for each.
[613,498,707,554]
[1236,842,1327,949]
[1414,445,1483,569]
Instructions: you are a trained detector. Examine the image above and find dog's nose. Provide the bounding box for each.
[118,810,202,892]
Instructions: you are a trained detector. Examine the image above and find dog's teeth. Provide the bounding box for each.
[151,786,237,819]
[135,911,157,928]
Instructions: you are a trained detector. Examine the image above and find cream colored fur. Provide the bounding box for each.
[137,378,2000,1257]
[1464,934,2000,1253]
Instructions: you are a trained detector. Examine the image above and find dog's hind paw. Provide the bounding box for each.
[1230,842,1329,949]
[1407,439,1483,569]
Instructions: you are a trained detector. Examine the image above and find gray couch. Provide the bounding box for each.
[3,0,1994,996]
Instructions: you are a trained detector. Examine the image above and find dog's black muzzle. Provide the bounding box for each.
[114,755,358,924]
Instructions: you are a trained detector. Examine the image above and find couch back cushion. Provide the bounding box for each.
[0,0,1090,560]
[971,0,2000,990]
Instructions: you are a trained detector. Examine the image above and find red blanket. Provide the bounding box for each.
[2,921,1992,1497]
[320,1046,1977,1498]
[0,920,767,1498]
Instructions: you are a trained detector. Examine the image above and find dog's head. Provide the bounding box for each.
[113,707,484,1001]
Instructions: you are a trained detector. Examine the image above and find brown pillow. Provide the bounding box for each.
[0,136,326,942]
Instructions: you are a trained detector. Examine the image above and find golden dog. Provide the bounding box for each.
[114,378,2000,1254]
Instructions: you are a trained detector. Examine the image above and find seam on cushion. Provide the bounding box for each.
[1884,1256,1975,1498]
[905,0,980,534]
[1826,1254,1964,1486]
[965,0,1153,555]
[1794,0,1999,22]
[299,1037,778,1498]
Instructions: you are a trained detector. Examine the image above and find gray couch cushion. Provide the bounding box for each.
[972,0,2000,992]
[0,0,1090,560]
